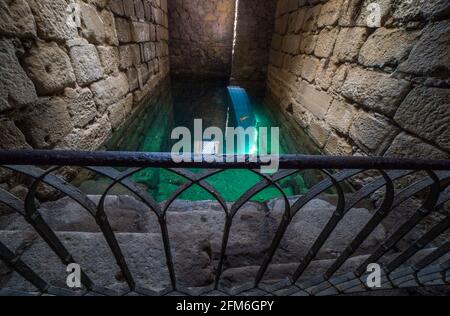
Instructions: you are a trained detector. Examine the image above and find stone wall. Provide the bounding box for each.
[266,0,450,159]
[0,0,170,152]
[230,0,277,90]
[168,0,236,78]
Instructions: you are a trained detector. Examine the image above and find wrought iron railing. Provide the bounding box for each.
[0,150,448,296]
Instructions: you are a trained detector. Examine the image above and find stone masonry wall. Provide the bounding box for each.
[230,0,277,90]
[168,0,236,78]
[0,0,170,153]
[266,0,449,159]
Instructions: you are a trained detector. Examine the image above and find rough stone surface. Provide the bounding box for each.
[90,73,129,113]
[395,87,450,152]
[398,21,450,78]
[349,110,399,154]
[0,40,37,111]
[384,133,449,160]
[109,94,133,130]
[0,0,37,38]
[17,97,73,149]
[326,99,355,135]
[359,28,420,68]
[29,0,78,42]
[97,46,119,75]
[64,87,98,129]
[79,2,106,44]
[341,68,411,117]
[0,119,31,149]
[334,27,369,62]
[69,41,104,86]
[24,41,76,95]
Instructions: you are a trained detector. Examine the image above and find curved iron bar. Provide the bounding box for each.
[0,167,97,291]
[2,165,136,291]
[254,168,362,288]
[215,168,297,290]
[354,170,445,277]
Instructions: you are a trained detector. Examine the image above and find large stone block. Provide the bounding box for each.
[314,28,338,58]
[108,0,124,15]
[100,10,119,46]
[115,17,132,43]
[24,41,76,95]
[294,82,333,120]
[80,2,105,44]
[0,119,31,149]
[359,28,420,68]
[317,0,343,28]
[326,99,355,134]
[324,132,353,156]
[58,114,112,151]
[69,41,104,86]
[334,27,369,62]
[393,0,450,22]
[90,73,129,113]
[118,44,141,69]
[398,21,450,78]
[308,119,330,148]
[341,67,411,117]
[274,14,289,34]
[17,97,74,149]
[281,34,301,54]
[131,21,151,42]
[28,0,78,42]
[0,40,37,112]
[299,33,317,54]
[64,87,98,128]
[109,93,133,130]
[302,5,322,32]
[299,55,320,83]
[384,133,449,160]
[0,0,36,38]
[97,46,119,75]
[394,87,450,152]
[349,110,399,153]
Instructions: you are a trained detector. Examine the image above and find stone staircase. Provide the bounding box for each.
[0,195,445,295]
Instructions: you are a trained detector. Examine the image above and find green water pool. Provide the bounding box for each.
[78,79,325,202]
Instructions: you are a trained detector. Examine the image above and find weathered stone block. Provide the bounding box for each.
[300,55,320,83]
[97,46,119,75]
[326,99,355,134]
[384,133,449,160]
[270,50,284,67]
[0,40,37,111]
[123,0,136,18]
[317,0,343,28]
[271,34,283,51]
[308,119,330,148]
[398,21,450,78]
[0,0,36,38]
[359,28,420,68]
[115,17,132,43]
[100,10,119,46]
[315,60,338,91]
[24,41,76,95]
[90,73,129,113]
[302,4,322,32]
[131,21,151,42]
[295,82,333,120]
[17,98,74,149]
[275,14,289,35]
[314,28,338,58]
[0,119,31,149]
[281,34,300,54]
[127,67,139,92]
[324,132,353,156]
[341,67,411,117]
[63,87,98,129]
[334,27,369,62]
[349,110,399,153]
[80,2,105,44]
[108,0,124,15]
[58,114,112,151]
[109,93,133,130]
[299,33,317,54]
[28,0,77,42]
[395,87,450,152]
[69,41,104,86]
[134,0,145,20]
[393,0,450,22]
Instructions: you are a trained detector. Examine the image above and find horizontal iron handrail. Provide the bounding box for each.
[0,150,449,170]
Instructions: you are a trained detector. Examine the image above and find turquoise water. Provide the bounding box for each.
[79,79,325,202]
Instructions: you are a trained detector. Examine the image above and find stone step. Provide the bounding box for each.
[0,195,386,267]
[0,229,442,294]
